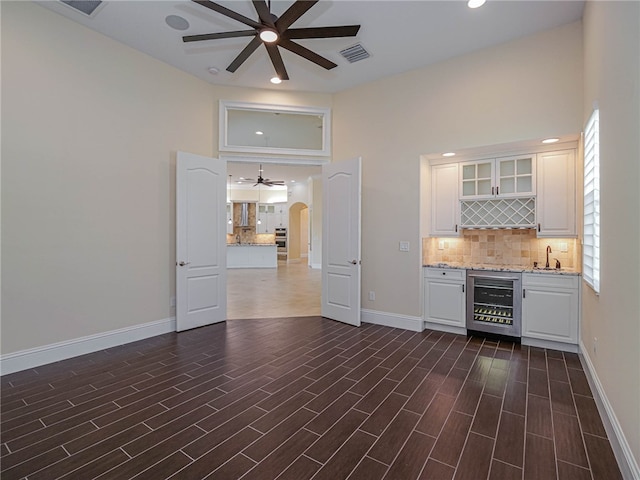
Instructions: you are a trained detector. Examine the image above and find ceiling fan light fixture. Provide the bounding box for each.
[270,76,282,84]
[259,29,279,43]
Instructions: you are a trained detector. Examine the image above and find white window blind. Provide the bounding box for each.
[583,109,600,293]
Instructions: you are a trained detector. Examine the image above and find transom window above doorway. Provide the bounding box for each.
[219,101,331,158]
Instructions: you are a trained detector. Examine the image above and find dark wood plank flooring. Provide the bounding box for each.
[1,317,623,479]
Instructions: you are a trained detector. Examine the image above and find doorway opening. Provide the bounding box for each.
[226,161,322,319]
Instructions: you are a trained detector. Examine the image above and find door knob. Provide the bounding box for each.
[177,261,191,267]
[349,259,358,265]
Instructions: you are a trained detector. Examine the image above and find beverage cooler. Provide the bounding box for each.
[466,270,522,338]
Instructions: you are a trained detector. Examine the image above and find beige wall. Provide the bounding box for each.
[1,2,331,353]
[582,1,640,468]
[333,21,583,316]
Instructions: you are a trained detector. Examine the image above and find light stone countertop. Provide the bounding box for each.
[423,262,581,276]
[227,243,277,247]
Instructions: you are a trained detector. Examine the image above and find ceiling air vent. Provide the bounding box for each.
[339,43,370,64]
[60,1,103,16]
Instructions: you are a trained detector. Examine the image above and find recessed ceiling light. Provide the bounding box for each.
[290,180,295,183]
[542,138,560,144]
[259,29,278,43]
[442,152,456,157]
[255,131,264,135]
[165,15,190,31]
[270,76,282,84]
[207,66,219,75]
[467,0,486,8]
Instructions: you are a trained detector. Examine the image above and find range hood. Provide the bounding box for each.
[239,202,249,227]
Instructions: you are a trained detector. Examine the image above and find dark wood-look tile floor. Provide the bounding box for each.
[1,317,623,480]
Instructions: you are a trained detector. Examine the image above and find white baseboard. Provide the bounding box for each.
[521,336,579,353]
[361,309,423,332]
[1,317,176,376]
[579,341,640,480]
[310,263,321,269]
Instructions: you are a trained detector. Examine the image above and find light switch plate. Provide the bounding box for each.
[399,241,410,252]
[438,240,445,250]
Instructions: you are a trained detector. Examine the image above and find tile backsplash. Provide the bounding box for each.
[423,229,580,270]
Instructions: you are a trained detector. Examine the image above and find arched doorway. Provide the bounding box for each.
[288,202,309,264]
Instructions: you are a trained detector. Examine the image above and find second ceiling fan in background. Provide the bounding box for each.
[184,0,361,81]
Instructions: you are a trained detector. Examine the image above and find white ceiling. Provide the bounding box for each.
[37,0,585,94]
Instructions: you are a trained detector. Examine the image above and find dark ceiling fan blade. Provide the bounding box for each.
[265,44,289,80]
[252,0,275,27]
[227,36,262,72]
[275,0,319,32]
[183,30,257,43]
[284,25,360,39]
[278,38,337,70]
[192,0,262,29]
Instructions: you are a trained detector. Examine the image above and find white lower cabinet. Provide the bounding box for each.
[522,273,580,347]
[423,268,466,333]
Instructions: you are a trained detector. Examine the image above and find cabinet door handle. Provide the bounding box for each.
[537,223,541,232]
[462,284,465,293]
[492,186,495,195]
[496,186,499,195]
[455,224,458,233]
[523,289,526,298]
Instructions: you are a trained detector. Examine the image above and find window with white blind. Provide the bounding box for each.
[583,109,600,293]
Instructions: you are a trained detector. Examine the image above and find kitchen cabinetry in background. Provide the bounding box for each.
[226,203,233,234]
[273,203,288,229]
[430,163,460,237]
[256,203,288,233]
[460,155,535,199]
[522,273,580,351]
[536,149,577,237]
[257,204,275,233]
[423,267,466,334]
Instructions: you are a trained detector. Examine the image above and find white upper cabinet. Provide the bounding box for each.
[460,155,535,199]
[430,163,460,237]
[536,149,577,237]
[257,204,276,233]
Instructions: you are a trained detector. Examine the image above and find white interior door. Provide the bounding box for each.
[322,158,361,326]
[176,151,227,331]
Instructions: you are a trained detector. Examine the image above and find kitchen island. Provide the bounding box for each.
[227,244,277,268]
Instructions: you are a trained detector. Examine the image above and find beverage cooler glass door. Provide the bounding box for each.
[466,271,522,337]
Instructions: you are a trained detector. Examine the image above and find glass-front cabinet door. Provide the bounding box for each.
[496,155,535,197]
[461,160,493,198]
[460,155,535,199]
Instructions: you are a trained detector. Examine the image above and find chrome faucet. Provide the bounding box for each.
[545,245,552,268]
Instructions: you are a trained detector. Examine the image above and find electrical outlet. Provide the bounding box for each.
[438,240,445,250]
[560,242,568,252]
[369,291,375,301]
[399,241,410,252]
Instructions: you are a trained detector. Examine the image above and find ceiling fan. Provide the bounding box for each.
[242,165,286,187]
[184,0,361,81]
